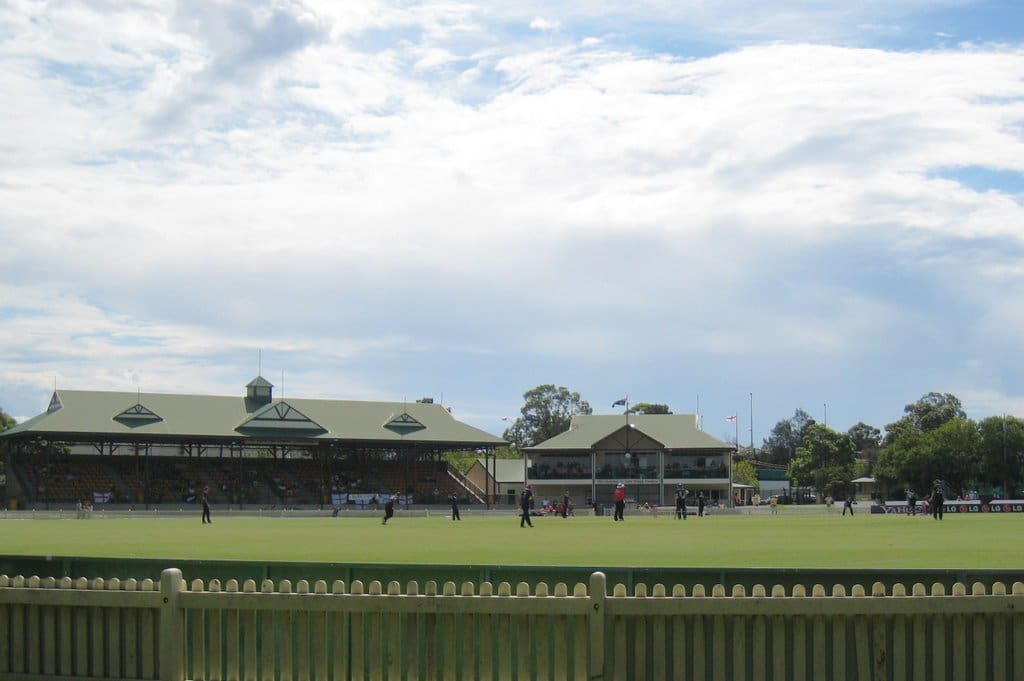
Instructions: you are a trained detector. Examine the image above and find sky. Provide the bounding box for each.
[1,0,1023,447]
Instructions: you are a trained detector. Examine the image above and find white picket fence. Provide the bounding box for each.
[1,569,1023,680]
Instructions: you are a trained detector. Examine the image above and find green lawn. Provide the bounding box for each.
[2,512,1022,569]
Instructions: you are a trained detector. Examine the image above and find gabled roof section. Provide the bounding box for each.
[247,376,273,388]
[0,389,507,447]
[47,391,62,413]
[526,414,731,451]
[113,402,163,426]
[593,424,665,451]
[384,412,426,434]
[237,400,325,433]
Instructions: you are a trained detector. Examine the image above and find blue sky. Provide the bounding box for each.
[1,0,1023,446]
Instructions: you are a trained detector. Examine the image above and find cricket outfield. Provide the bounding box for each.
[0,511,1020,570]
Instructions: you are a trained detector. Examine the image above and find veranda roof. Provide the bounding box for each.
[525,414,731,452]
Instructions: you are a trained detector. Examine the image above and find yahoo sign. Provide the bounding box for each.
[871,500,1024,514]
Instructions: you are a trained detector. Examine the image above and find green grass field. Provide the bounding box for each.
[1,512,1022,569]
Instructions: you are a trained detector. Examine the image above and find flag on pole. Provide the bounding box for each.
[725,415,737,422]
[612,397,628,407]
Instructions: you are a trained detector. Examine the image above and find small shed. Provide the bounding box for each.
[731,482,754,506]
[850,476,877,500]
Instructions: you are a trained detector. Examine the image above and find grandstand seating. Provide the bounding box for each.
[11,454,479,507]
[21,457,121,504]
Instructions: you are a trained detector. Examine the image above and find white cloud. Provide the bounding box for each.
[959,388,1024,423]
[529,17,561,31]
[1,1,1023,434]
[0,283,407,406]
[5,34,1022,270]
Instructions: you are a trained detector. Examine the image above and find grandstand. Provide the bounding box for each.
[0,378,506,510]
[7,454,478,508]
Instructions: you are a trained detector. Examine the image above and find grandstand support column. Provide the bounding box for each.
[492,449,498,508]
[485,449,492,509]
[43,438,51,510]
[591,451,597,513]
[0,440,9,509]
[482,450,488,509]
[141,442,150,511]
[658,450,665,506]
[317,442,329,510]
[236,442,244,511]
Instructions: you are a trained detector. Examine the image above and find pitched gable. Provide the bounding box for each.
[593,425,664,451]
[384,412,426,434]
[113,402,163,426]
[237,401,326,433]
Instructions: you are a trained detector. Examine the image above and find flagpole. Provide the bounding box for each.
[729,413,735,508]
[749,392,754,451]
[1003,413,1008,499]
[728,412,738,508]
[729,447,734,508]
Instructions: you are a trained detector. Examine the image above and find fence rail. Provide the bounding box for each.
[1,569,1023,680]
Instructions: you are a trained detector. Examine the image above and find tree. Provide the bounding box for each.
[875,417,980,495]
[874,428,928,492]
[926,418,981,495]
[977,416,1024,497]
[732,458,759,492]
[907,392,966,431]
[503,385,592,448]
[847,422,881,456]
[787,424,857,497]
[0,407,14,432]
[761,409,816,465]
[628,403,671,414]
[444,445,522,475]
[884,392,965,444]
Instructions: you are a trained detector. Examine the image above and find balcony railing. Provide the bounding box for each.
[528,465,729,480]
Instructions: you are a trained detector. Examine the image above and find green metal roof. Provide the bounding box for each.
[1,389,506,448]
[524,414,732,451]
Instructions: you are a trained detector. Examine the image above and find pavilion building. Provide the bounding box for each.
[524,413,734,510]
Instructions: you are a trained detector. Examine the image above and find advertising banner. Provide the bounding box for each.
[871,500,1024,514]
[330,492,412,508]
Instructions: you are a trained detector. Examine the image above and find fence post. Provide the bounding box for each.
[159,568,184,681]
[589,572,606,681]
